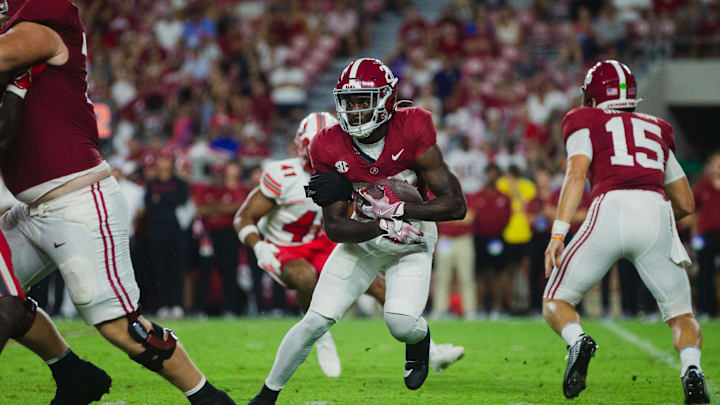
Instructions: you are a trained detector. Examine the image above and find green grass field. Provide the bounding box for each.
[1,317,719,405]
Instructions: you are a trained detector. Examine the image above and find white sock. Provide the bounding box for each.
[679,345,702,376]
[183,375,206,396]
[561,322,584,346]
[265,311,333,390]
[45,348,71,365]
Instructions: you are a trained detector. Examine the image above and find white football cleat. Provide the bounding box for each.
[430,343,465,372]
[316,331,341,377]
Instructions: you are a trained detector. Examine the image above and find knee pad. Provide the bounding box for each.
[384,312,427,344]
[297,311,335,341]
[58,257,94,305]
[126,312,177,372]
[11,297,37,339]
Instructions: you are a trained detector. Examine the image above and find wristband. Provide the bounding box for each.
[6,84,27,99]
[238,224,259,244]
[551,235,565,241]
[551,220,570,239]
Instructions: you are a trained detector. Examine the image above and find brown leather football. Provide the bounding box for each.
[362,178,423,204]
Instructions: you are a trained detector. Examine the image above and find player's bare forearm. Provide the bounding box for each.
[403,194,466,222]
[0,91,24,156]
[556,155,590,223]
[0,22,68,71]
[233,187,276,247]
[323,201,384,243]
[556,172,585,223]
[665,177,694,220]
[405,145,467,222]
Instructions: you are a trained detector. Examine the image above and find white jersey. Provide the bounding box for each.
[258,157,323,246]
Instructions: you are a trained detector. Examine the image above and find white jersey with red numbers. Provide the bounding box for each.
[258,157,323,246]
[309,107,439,256]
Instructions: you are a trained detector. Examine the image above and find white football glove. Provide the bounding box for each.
[253,241,285,285]
[358,187,405,220]
[379,218,423,244]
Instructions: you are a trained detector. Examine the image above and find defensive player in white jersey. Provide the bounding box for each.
[248,58,468,405]
[543,60,708,403]
[235,112,465,379]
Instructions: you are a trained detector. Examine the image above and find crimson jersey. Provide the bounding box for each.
[0,0,102,197]
[309,107,436,198]
[562,107,675,198]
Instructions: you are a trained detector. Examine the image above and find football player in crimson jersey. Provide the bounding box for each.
[0,1,234,404]
[248,58,466,405]
[236,112,465,381]
[542,60,708,403]
[0,64,43,352]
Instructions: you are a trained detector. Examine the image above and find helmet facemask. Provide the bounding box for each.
[0,0,9,18]
[334,85,394,139]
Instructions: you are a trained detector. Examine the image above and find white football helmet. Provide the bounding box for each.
[294,112,338,165]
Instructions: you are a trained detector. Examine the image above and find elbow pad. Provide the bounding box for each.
[304,171,354,207]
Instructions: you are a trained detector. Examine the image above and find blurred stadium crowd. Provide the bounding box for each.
[3,0,720,321]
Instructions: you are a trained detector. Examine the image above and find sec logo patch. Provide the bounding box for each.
[369,167,379,175]
[335,160,349,173]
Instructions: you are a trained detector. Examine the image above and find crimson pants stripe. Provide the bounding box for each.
[549,194,605,299]
[97,183,134,312]
[0,232,21,298]
[547,194,604,299]
[91,183,130,314]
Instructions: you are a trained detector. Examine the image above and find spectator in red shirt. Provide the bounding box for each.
[472,164,512,317]
[399,7,427,46]
[692,152,720,317]
[193,162,250,317]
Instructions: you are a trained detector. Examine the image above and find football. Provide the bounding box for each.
[355,178,423,212]
[371,178,423,203]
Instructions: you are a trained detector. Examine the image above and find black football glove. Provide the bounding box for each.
[304,171,354,207]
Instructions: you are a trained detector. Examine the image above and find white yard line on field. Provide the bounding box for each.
[602,321,719,396]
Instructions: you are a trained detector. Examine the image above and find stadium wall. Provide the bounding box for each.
[639,59,720,155]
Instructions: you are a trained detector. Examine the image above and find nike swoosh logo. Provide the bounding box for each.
[392,149,405,161]
[53,242,66,248]
[378,207,394,216]
[404,368,413,378]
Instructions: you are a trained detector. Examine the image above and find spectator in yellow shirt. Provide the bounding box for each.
[494,165,536,317]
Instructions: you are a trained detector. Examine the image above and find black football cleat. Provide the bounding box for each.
[563,334,597,399]
[194,390,236,405]
[682,366,710,404]
[51,358,111,405]
[248,396,274,405]
[404,330,431,390]
[248,385,278,405]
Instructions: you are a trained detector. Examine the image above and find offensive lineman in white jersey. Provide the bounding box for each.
[234,112,464,378]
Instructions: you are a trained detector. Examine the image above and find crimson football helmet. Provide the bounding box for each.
[294,111,337,165]
[333,58,398,139]
[580,60,638,110]
[0,0,26,18]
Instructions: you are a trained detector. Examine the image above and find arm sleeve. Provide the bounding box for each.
[259,164,283,201]
[664,150,686,185]
[565,128,593,161]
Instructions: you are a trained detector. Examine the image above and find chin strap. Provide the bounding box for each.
[392,100,413,110]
